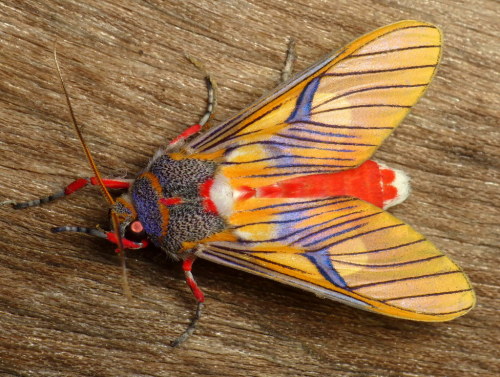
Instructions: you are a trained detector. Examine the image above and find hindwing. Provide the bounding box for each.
[197,197,475,321]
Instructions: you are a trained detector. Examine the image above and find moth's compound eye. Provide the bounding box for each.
[124,220,147,242]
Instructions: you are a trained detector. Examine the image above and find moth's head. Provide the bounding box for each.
[50,193,150,251]
[110,195,149,248]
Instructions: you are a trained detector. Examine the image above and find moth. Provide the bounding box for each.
[6,20,475,346]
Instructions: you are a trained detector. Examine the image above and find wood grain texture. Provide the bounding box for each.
[0,1,498,376]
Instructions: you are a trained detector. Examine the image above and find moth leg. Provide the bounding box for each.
[50,226,148,251]
[280,38,296,83]
[171,255,205,347]
[186,55,217,128]
[167,56,217,149]
[2,177,132,209]
[167,123,203,148]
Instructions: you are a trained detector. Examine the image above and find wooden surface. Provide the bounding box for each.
[0,1,498,376]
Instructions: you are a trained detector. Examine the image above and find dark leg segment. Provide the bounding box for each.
[186,55,217,128]
[170,301,204,348]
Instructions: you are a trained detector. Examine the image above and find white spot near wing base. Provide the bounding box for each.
[210,172,234,218]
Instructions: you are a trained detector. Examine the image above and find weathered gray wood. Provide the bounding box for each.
[0,1,498,376]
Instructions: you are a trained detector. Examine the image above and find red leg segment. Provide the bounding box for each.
[182,257,205,303]
[169,124,202,146]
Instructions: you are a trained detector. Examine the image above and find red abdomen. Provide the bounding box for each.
[238,160,409,209]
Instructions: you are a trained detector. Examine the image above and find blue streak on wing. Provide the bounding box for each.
[286,77,321,123]
[304,250,348,288]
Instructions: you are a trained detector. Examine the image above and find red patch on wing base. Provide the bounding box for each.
[237,186,256,200]
[160,197,183,206]
[199,179,218,213]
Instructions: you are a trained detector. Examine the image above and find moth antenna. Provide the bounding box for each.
[53,41,131,299]
[52,41,114,206]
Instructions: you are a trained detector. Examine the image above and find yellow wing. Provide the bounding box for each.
[196,197,475,321]
[185,21,442,188]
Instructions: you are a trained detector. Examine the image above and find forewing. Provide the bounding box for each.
[197,197,475,321]
[187,21,442,188]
